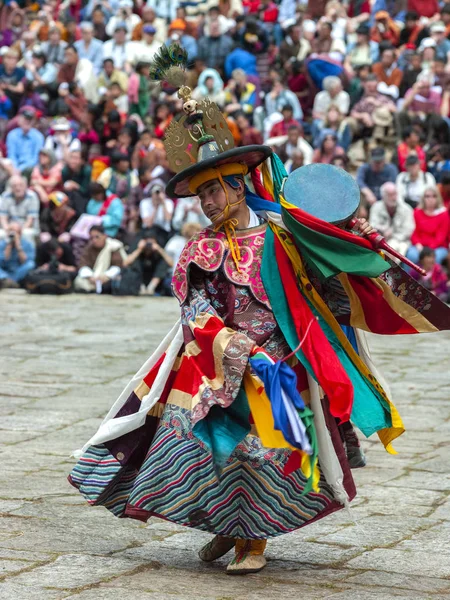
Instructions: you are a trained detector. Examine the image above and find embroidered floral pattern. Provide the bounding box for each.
[172,224,271,308]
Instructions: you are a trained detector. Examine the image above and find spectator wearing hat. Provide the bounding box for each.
[197,21,234,71]
[44,117,81,163]
[139,180,174,247]
[371,11,400,47]
[399,12,429,49]
[0,175,40,243]
[85,183,124,238]
[350,75,396,139]
[356,147,399,206]
[0,49,25,113]
[6,109,44,174]
[41,27,68,66]
[166,19,198,63]
[106,0,141,40]
[74,22,104,74]
[396,127,426,173]
[30,149,63,206]
[345,24,379,74]
[103,23,134,70]
[130,25,161,63]
[430,22,450,62]
[132,7,167,44]
[369,181,415,258]
[418,38,437,71]
[397,155,436,209]
[372,47,403,93]
[192,69,226,107]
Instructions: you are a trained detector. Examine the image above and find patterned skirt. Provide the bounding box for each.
[69,401,355,539]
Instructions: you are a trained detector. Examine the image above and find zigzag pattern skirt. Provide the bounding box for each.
[69,404,355,539]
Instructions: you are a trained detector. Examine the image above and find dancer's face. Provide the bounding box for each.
[197,179,230,222]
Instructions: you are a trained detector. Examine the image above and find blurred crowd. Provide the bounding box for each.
[0,0,450,301]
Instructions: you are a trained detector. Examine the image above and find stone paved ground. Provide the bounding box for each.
[1,291,450,600]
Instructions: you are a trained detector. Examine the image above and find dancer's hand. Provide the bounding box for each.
[356,218,376,237]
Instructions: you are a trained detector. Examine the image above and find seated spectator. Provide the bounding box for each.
[0,175,40,243]
[40,192,77,240]
[139,180,174,246]
[86,183,124,238]
[97,152,139,209]
[103,23,134,70]
[44,117,81,163]
[269,105,299,138]
[313,76,350,128]
[165,19,198,64]
[0,82,13,127]
[409,247,449,302]
[400,75,443,144]
[399,52,422,98]
[41,27,67,65]
[371,12,400,47]
[312,131,345,164]
[430,22,450,62]
[285,59,312,117]
[351,75,397,139]
[397,155,437,209]
[1,9,26,48]
[97,58,129,92]
[397,127,426,173]
[279,24,311,66]
[91,7,108,42]
[131,7,167,44]
[62,150,92,209]
[74,22,104,75]
[285,148,305,174]
[356,147,399,206]
[311,20,345,55]
[398,11,429,50]
[234,112,264,147]
[192,69,226,107]
[106,0,141,40]
[128,61,151,120]
[265,78,303,121]
[407,187,450,266]
[345,24,379,75]
[153,102,174,139]
[369,181,415,257]
[0,48,25,114]
[372,47,403,94]
[224,69,258,116]
[0,224,35,289]
[74,224,127,293]
[6,108,44,174]
[30,149,63,206]
[313,106,352,151]
[273,124,314,166]
[438,171,450,212]
[129,25,161,63]
[124,235,174,296]
[197,21,234,71]
[24,49,58,97]
[35,237,77,278]
[172,195,211,232]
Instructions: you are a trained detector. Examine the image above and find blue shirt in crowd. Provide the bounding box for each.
[6,127,45,172]
[87,193,124,237]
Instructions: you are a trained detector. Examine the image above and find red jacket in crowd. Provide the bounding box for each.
[411,207,450,249]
